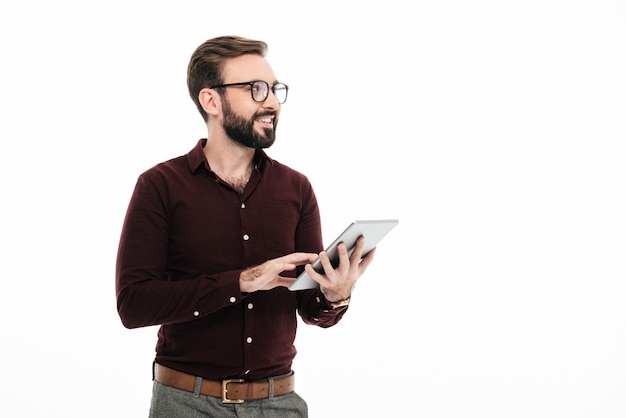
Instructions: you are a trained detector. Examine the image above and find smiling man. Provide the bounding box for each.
[115,36,376,417]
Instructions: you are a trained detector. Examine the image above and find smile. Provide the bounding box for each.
[256,115,275,127]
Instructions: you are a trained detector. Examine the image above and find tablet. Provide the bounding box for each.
[288,219,399,291]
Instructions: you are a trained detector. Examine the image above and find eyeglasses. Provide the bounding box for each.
[210,80,289,104]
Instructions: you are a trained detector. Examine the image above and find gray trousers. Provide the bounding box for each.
[149,377,308,418]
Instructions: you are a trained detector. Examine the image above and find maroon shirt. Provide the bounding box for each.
[116,139,347,380]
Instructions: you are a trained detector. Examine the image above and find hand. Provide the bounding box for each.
[304,235,376,303]
[240,252,318,293]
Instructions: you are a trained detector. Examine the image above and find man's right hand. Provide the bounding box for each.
[239,252,318,293]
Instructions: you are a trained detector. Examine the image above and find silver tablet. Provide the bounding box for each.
[288,219,399,291]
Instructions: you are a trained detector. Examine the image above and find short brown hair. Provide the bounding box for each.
[187,36,268,122]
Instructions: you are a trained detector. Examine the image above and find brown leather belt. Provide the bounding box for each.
[154,364,295,404]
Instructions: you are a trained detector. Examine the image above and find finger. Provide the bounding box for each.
[358,247,376,271]
[318,250,336,278]
[349,236,366,263]
[304,263,327,286]
[280,252,318,265]
[276,258,314,276]
[274,275,297,288]
[335,242,350,272]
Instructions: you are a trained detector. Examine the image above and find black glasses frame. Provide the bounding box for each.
[210,80,289,104]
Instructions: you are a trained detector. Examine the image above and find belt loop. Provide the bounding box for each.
[193,376,203,398]
[267,376,275,399]
[152,361,156,381]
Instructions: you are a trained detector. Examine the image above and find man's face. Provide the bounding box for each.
[221,95,277,149]
[218,54,281,149]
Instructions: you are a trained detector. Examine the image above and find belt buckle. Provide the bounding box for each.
[222,378,245,404]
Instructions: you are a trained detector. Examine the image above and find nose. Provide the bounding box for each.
[262,89,281,109]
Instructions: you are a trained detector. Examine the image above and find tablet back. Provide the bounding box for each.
[288,219,399,291]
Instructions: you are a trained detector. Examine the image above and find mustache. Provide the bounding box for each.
[254,111,277,119]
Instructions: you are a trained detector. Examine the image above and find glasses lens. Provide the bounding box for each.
[273,83,288,104]
[251,81,269,102]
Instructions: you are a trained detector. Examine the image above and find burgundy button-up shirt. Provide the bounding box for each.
[116,139,347,380]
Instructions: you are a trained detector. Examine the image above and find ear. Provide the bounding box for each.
[199,88,220,116]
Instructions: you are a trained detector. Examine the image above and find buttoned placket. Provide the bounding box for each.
[240,196,254,375]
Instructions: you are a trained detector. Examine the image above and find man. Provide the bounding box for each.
[115,35,375,417]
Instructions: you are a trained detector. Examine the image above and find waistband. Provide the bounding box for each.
[154,364,295,404]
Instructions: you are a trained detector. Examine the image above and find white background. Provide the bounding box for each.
[1,1,625,417]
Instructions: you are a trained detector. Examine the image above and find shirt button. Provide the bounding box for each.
[246,337,253,344]
[193,311,200,317]
[241,203,246,209]
[243,234,250,241]
[247,303,254,310]
[229,297,237,303]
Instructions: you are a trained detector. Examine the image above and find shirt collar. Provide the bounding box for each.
[187,138,275,173]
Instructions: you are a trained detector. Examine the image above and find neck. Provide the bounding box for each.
[203,135,255,195]
[205,130,255,166]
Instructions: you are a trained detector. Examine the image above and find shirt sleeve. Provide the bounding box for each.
[115,171,244,329]
[291,177,349,327]
[297,289,349,327]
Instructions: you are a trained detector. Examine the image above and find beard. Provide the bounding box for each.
[221,98,277,149]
